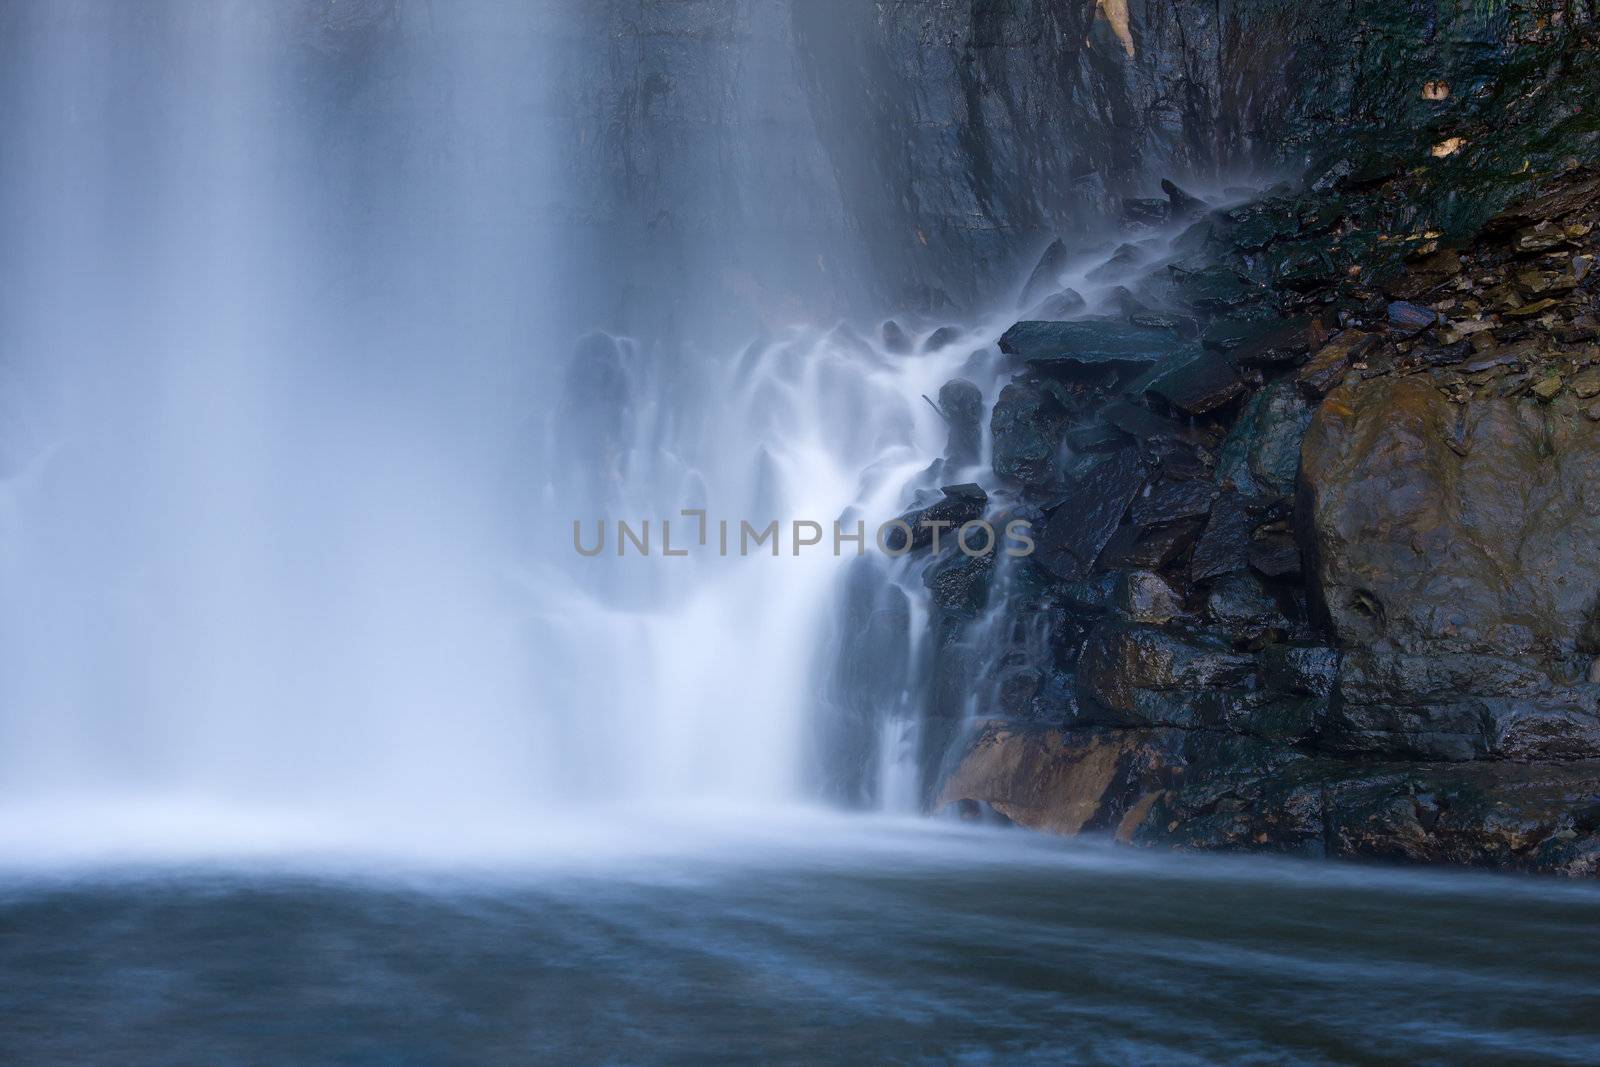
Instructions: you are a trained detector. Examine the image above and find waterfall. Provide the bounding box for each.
[0,0,1222,851]
[0,3,559,834]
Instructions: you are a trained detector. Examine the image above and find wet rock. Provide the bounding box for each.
[923,325,963,353]
[1036,448,1144,580]
[884,483,988,553]
[1145,348,1245,416]
[990,379,1069,486]
[1296,331,1375,400]
[940,724,1600,873]
[1129,478,1217,529]
[1063,421,1131,454]
[938,378,984,467]
[1162,179,1207,220]
[1058,572,1121,614]
[1299,376,1600,654]
[1324,652,1600,762]
[1262,644,1340,698]
[1190,489,1255,581]
[999,320,1193,378]
[1100,400,1209,448]
[1115,571,1183,625]
[1232,316,1315,368]
[1018,238,1071,309]
[1248,526,1302,579]
[1225,198,1300,251]
[1170,265,1264,312]
[1218,379,1312,499]
[1100,518,1204,570]
[1077,621,1257,726]
[1207,573,1288,644]
[1025,288,1088,320]
[1122,197,1170,226]
[1387,300,1437,334]
[924,545,996,618]
[882,319,912,353]
[1085,243,1147,283]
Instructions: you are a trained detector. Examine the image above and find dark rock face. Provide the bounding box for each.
[931,4,1600,872]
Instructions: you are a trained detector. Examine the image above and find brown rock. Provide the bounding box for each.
[1298,377,1600,654]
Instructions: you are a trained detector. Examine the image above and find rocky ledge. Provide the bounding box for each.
[933,127,1600,873]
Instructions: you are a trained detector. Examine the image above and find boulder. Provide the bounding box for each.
[1299,377,1600,655]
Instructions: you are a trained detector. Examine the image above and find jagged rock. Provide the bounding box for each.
[1100,517,1204,570]
[1100,400,1209,448]
[1190,488,1255,581]
[1388,300,1437,333]
[1018,238,1071,309]
[1114,571,1183,625]
[1085,243,1146,282]
[1058,572,1121,614]
[939,723,1600,873]
[1129,478,1217,529]
[1162,178,1207,220]
[1225,198,1300,251]
[1218,379,1312,498]
[1296,330,1374,399]
[1262,644,1340,697]
[938,378,984,467]
[1036,448,1144,579]
[1232,316,1315,368]
[1248,526,1301,578]
[1170,265,1264,311]
[1299,376,1600,654]
[1064,421,1130,454]
[883,483,988,553]
[1025,288,1088,320]
[1122,197,1170,226]
[999,320,1193,377]
[1207,573,1288,644]
[1145,348,1244,415]
[1076,621,1257,727]
[990,380,1069,486]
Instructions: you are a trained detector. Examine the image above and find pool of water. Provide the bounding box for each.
[1,813,1597,1065]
